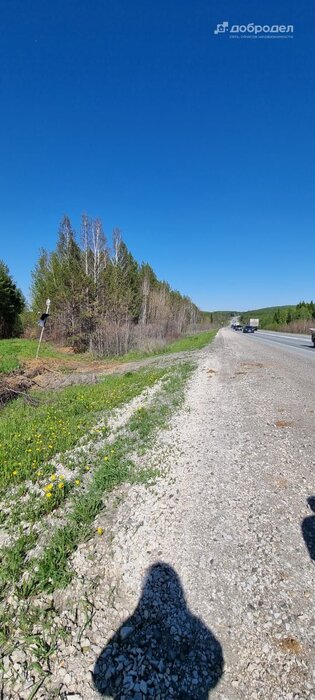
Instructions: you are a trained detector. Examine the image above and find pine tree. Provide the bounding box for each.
[0,261,25,338]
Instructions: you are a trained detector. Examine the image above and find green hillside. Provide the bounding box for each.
[240,302,315,332]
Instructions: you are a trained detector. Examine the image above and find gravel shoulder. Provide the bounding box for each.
[9,328,315,699]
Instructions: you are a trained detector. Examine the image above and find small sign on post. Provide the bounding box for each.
[36,298,51,359]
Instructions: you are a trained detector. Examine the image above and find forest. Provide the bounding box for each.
[241,302,315,333]
[2,215,218,356]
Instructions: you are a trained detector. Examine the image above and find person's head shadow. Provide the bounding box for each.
[301,497,315,561]
[93,562,224,698]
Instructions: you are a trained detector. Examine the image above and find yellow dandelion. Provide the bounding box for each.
[75,479,80,486]
[50,474,57,482]
[58,474,64,480]
[58,482,64,489]
[44,483,53,492]
[97,527,104,536]
[45,492,52,499]
[12,470,18,476]
[104,456,109,461]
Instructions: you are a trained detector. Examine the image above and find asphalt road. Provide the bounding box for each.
[232,327,315,360]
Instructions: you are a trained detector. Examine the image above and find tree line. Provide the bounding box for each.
[29,214,208,355]
[2,224,314,348]
[241,302,315,333]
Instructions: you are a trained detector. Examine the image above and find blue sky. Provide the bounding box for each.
[0,0,314,311]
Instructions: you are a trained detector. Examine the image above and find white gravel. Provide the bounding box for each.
[15,329,315,699]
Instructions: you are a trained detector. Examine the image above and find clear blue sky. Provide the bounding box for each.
[0,0,314,311]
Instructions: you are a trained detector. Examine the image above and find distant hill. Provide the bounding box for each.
[242,305,289,314]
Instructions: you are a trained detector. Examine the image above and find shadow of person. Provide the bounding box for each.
[93,562,224,698]
[302,497,315,561]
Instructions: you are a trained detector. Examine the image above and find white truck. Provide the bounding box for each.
[250,318,259,331]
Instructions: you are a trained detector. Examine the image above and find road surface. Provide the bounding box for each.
[236,327,315,360]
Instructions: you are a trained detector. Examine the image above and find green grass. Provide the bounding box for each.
[0,532,38,594]
[116,329,218,362]
[25,362,194,596]
[128,363,192,443]
[159,329,217,353]
[0,329,217,376]
[0,338,90,374]
[0,362,194,602]
[0,367,165,492]
[28,446,130,593]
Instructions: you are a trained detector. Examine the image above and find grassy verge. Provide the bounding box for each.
[114,328,218,362]
[0,363,193,603]
[0,329,216,376]
[0,368,165,493]
[0,338,91,374]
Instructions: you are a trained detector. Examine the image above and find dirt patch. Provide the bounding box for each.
[57,346,76,354]
[268,475,290,490]
[206,369,217,377]
[274,476,289,489]
[278,637,303,655]
[275,420,294,428]
[75,361,120,373]
[0,374,34,406]
[0,356,124,403]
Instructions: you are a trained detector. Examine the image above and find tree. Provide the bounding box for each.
[32,216,90,348]
[139,264,155,325]
[31,249,53,311]
[81,213,91,277]
[0,261,25,338]
[286,308,292,324]
[31,214,206,355]
[109,232,141,321]
[91,218,108,287]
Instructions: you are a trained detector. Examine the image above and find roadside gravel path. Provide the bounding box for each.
[52,328,315,699]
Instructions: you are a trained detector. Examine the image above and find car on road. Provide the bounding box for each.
[233,324,243,331]
[243,325,255,333]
